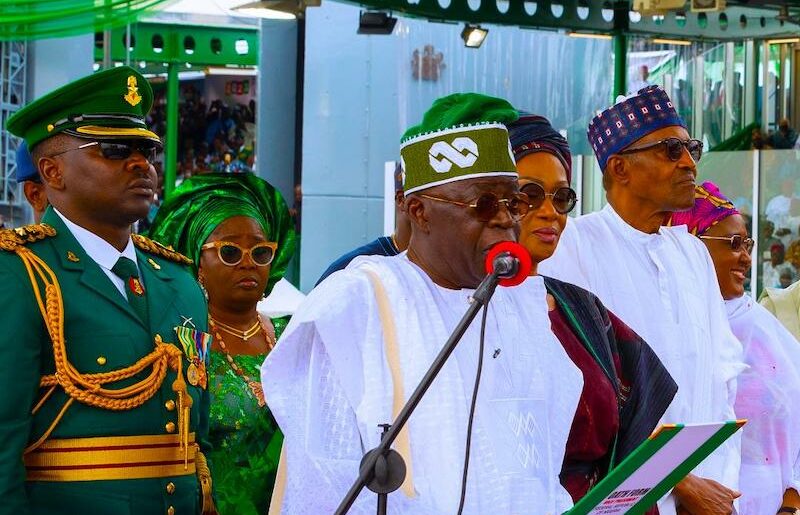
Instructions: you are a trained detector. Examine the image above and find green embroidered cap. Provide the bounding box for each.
[400,93,519,194]
[6,66,161,150]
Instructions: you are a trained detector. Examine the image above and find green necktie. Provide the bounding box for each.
[111,257,149,326]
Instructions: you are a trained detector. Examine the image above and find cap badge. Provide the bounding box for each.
[124,75,142,107]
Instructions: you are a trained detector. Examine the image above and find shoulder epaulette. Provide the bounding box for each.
[0,224,56,252]
[132,234,193,265]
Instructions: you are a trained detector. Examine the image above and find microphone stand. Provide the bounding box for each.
[334,261,514,515]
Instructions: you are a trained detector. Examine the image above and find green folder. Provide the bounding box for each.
[566,420,746,515]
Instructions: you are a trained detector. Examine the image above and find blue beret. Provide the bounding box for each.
[587,86,686,171]
[14,141,39,182]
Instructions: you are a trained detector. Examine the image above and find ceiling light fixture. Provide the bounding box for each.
[567,32,612,40]
[652,38,692,46]
[767,37,800,45]
[357,11,398,35]
[461,24,488,48]
[232,0,320,19]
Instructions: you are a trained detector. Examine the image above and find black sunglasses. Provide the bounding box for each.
[418,192,531,222]
[49,140,158,162]
[618,137,703,162]
[520,183,578,214]
[699,234,754,253]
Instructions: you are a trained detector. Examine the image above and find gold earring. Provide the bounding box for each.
[198,275,209,302]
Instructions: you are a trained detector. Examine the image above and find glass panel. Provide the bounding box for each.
[730,41,746,137]
[578,155,606,215]
[702,43,727,149]
[759,43,781,133]
[758,150,800,295]
[697,150,756,294]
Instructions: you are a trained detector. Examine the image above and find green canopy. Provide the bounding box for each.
[0,0,174,40]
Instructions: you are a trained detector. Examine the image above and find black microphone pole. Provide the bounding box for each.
[334,255,517,515]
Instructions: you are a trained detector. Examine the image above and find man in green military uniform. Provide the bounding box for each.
[1,66,215,514]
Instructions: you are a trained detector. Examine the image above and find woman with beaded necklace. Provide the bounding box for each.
[149,172,296,515]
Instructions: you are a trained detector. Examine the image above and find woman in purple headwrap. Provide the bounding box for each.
[507,113,676,511]
[669,182,800,515]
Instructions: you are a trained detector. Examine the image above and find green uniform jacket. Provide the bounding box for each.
[0,208,210,515]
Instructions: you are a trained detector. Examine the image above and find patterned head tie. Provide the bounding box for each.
[507,112,572,182]
[667,181,740,236]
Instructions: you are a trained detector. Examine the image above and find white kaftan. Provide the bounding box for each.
[262,254,583,514]
[539,204,745,514]
[727,295,800,514]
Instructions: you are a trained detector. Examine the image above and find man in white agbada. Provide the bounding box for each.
[670,182,800,515]
[261,93,583,514]
[539,86,745,515]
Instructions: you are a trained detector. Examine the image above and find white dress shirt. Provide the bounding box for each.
[53,208,140,299]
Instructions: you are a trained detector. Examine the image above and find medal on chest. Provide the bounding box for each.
[174,325,211,389]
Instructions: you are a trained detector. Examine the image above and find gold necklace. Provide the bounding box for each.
[209,315,261,341]
[209,314,274,408]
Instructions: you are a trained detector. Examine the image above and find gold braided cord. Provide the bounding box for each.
[30,385,57,416]
[196,450,218,515]
[24,398,74,454]
[132,234,193,265]
[13,246,191,450]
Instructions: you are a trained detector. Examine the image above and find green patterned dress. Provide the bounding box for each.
[208,317,288,515]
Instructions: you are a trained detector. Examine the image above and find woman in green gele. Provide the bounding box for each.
[149,172,296,515]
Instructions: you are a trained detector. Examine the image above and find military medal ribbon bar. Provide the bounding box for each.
[174,326,212,389]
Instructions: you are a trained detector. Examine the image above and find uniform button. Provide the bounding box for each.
[96,356,107,365]
[165,422,176,433]
[166,482,176,494]
[167,506,175,515]
[165,399,176,411]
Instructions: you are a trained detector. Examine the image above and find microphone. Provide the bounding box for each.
[483,241,532,287]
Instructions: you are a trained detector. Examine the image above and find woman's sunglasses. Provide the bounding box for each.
[699,234,754,253]
[418,192,531,222]
[520,183,578,214]
[201,241,278,267]
[618,137,703,162]
[49,140,158,162]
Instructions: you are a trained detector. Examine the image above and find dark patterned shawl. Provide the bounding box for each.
[543,276,678,462]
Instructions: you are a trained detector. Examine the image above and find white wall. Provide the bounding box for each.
[28,35,94,101]
[298,2,613,291]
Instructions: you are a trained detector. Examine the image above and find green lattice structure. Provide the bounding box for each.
[92,22,258,67]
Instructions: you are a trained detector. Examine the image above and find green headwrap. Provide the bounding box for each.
[148,173,296,297]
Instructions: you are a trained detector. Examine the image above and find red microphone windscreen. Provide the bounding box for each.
[484,241,532,287]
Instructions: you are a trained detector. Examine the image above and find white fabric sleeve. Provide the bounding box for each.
[262,276,443,515]
[700,243,745,492]
[538,219,591,289]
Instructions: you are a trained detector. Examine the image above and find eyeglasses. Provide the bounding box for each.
[200,241,278,267]
[520,183,578,214]
[618,137,703,162]
[699,234,754,253]
[418,192,530,221]
[49,141,158,162]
